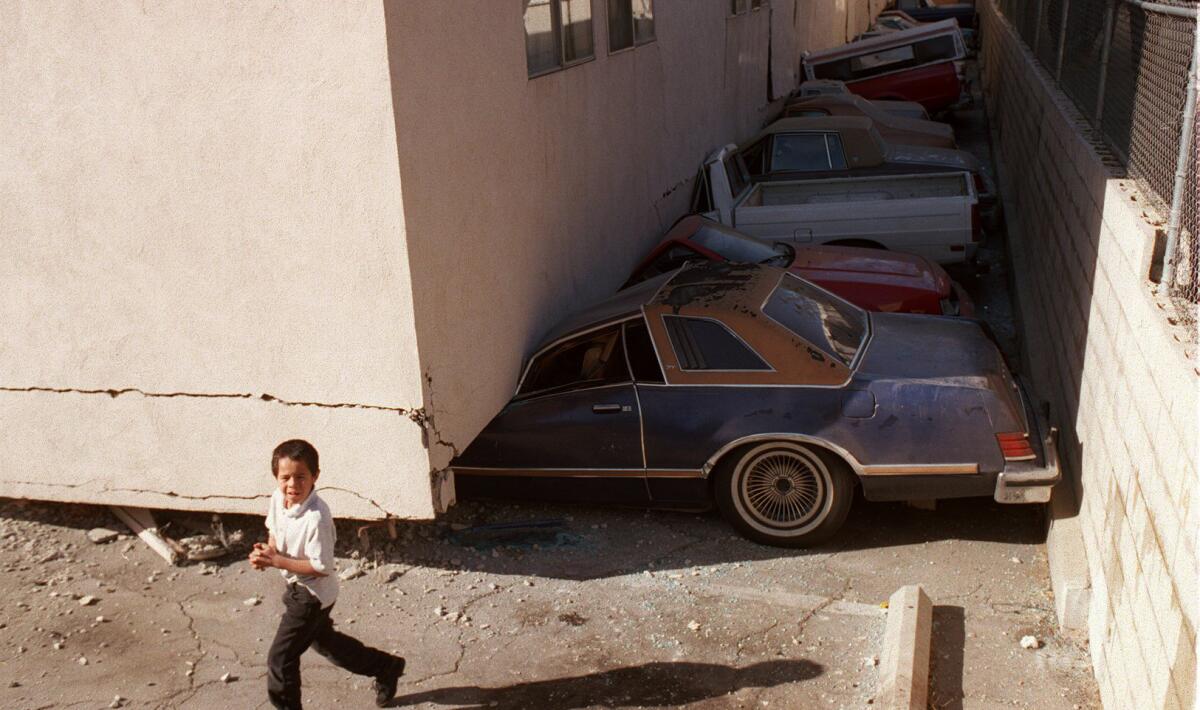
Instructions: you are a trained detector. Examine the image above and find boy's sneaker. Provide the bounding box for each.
[373,656,405,707]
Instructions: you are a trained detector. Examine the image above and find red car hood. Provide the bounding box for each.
[789,245,949,296]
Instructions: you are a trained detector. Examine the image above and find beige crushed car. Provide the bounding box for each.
[781,94,956,148]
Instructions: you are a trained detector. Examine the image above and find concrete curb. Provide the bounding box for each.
[878,585,932,710]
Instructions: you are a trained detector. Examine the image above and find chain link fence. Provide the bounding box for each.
[995,0,1199,311]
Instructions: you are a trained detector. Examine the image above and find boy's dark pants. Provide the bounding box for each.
[267,583,395,709]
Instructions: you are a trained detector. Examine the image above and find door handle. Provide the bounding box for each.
[592,404,622,414]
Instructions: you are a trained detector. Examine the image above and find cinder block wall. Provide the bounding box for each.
[979,3,1198,708]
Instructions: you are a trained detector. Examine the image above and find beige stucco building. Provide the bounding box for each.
[1,0,878,519]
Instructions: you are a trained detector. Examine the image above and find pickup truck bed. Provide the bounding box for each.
[730,173,977,264]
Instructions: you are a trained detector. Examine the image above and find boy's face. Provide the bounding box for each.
[275,457,318,507]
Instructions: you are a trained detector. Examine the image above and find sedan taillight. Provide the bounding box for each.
[996,432,1036,462]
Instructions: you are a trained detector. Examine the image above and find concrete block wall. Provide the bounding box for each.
[979,3,1198,708]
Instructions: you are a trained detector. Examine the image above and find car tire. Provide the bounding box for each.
[714,441,854,547]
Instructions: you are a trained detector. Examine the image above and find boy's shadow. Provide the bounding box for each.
[388,658,822,709]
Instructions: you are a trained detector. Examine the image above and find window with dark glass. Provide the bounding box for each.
[525,0,595,78]
[519,325,630,396]
[769,133,847,172]
[724,153,750,198]
[624,320,665,383]
[739,138,769,177]
[763,273,868,366]
[730,0,762,15]
[690,170,713,213]
[608,0,654,52]
[786,108,831,118]
[663,316,770,371]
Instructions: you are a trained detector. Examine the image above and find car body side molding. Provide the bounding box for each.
[700,433,979,479]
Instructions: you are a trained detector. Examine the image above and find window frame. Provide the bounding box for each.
[607,0,655,55]
[526,0,597,79]
[661,315,774,373]
[515,320,632,400]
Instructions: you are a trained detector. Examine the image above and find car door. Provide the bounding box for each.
[452,321,648,504]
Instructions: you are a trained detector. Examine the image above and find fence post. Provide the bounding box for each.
[1055,0,1071,81]
[1093,0,1116,125]
[1159,21,1200,291]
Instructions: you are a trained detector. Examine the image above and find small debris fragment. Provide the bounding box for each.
[687,620,702,632]
[79,595,98,606]
[243,597,261,607]
[220,672,236,683]
[77,656,88,666]
[179,535,228,561]
[1010,557,1022,564]
[88,528,121,545]
[110,695,125,708]
[1020,635,1041,649]
[864,655,879,667]
[339,565,365,582]
[96,615,108,623]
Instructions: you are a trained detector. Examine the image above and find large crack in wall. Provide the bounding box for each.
[0,382,458,518]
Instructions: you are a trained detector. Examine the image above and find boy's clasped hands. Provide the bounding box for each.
[249,542,278,570]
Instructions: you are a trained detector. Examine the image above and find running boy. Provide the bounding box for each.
[250,439,405,709]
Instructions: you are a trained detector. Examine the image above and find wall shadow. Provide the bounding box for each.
[388,659,822,709]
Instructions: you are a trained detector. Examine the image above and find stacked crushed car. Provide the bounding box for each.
[451,9,1060,548]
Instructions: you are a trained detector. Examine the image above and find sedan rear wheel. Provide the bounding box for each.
[715,442,853,547]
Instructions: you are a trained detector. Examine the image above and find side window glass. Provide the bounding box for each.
[519,325,630,397]
[770,134,833,172]
[724,153,749,197]
[690,170,713,213]
[740,138,769,177]
[624,320,665,383]
[849,45,918,79]
[826,134,848,170]
[786,109,830,118]
[663,316,771,371]
[812,58,853,82]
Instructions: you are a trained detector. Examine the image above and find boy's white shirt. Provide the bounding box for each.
[265,488,338,608]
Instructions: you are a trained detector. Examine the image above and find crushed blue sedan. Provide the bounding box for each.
[451,262,1059,547]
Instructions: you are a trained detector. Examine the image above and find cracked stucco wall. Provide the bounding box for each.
[0,2,435,519]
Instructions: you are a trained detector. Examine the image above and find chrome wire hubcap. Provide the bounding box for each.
[742,452,825,528]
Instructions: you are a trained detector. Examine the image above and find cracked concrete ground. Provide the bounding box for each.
[0,496,1098,709]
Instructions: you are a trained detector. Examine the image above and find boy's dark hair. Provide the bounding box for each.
[271,439,320,477]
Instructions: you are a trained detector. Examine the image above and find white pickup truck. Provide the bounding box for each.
[692,144,980,265]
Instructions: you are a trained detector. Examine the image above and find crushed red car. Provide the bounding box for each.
[623,216,974,317]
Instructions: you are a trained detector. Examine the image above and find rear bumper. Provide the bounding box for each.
[994,389,1061,504]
